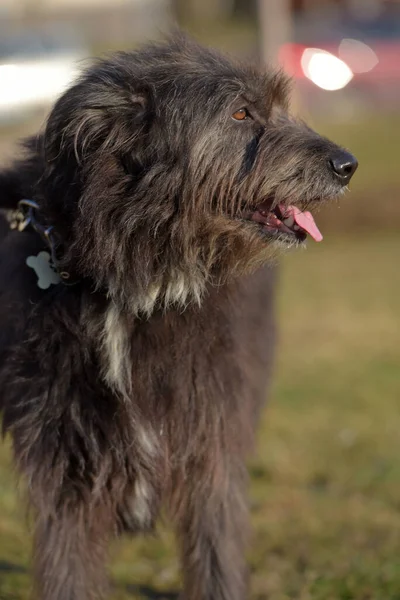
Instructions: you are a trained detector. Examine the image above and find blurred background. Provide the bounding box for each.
[0,1,399,599]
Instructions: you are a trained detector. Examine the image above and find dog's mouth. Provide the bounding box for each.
[246,201,323,243]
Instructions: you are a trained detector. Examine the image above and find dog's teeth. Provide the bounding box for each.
[283,216,295,228]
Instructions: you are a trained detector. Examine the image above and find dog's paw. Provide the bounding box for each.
[26,251,61,289]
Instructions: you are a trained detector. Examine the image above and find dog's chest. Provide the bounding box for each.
[102,299,247,427]
[101,269,276,454]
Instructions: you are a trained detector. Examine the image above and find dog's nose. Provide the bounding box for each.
[329,150,358,184]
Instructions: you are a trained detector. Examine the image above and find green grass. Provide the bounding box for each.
[1,233,399,599]
[251,234,400,599]
[311,114,400,234]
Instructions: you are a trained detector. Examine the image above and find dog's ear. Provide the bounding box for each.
[117,92,151,176]
[128,93,148,125]
[43,75,153,168]
[39,71,153,232]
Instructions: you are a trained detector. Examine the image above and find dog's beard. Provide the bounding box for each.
[98,180,344,317]
[98,213,275,318]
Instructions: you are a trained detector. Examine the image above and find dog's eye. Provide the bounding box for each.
[232,108,250,121]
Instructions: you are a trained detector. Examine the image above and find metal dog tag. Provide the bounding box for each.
[26,251,61,290]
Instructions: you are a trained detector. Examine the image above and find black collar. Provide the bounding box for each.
[9,200,78,285]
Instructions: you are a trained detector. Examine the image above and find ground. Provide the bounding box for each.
[0,233,399,600]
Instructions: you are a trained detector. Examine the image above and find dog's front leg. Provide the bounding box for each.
[175,460,249,600]
[8,409,119,600]
[0,295,122,600]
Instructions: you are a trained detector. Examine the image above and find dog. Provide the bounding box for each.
[0,35,357,600]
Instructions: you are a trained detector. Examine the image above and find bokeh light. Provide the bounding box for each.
[338,38,379,74]
[301,48,354,91]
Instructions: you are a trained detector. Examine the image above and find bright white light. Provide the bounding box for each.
[0,59,80,110]
[339,38,379,73]
[301,48,354,91]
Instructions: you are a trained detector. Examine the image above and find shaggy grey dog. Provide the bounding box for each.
[0,35,357,600]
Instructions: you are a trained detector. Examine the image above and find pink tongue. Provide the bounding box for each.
[285,205,323,242]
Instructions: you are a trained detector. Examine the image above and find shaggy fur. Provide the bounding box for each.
[0,35,356,600]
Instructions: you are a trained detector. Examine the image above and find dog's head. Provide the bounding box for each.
[40,35,357,312]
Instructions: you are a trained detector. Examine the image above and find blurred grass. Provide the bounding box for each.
[251,234,400,599]
[314,114,400,196]
[1,233,399,599]
[312,114,400,234]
